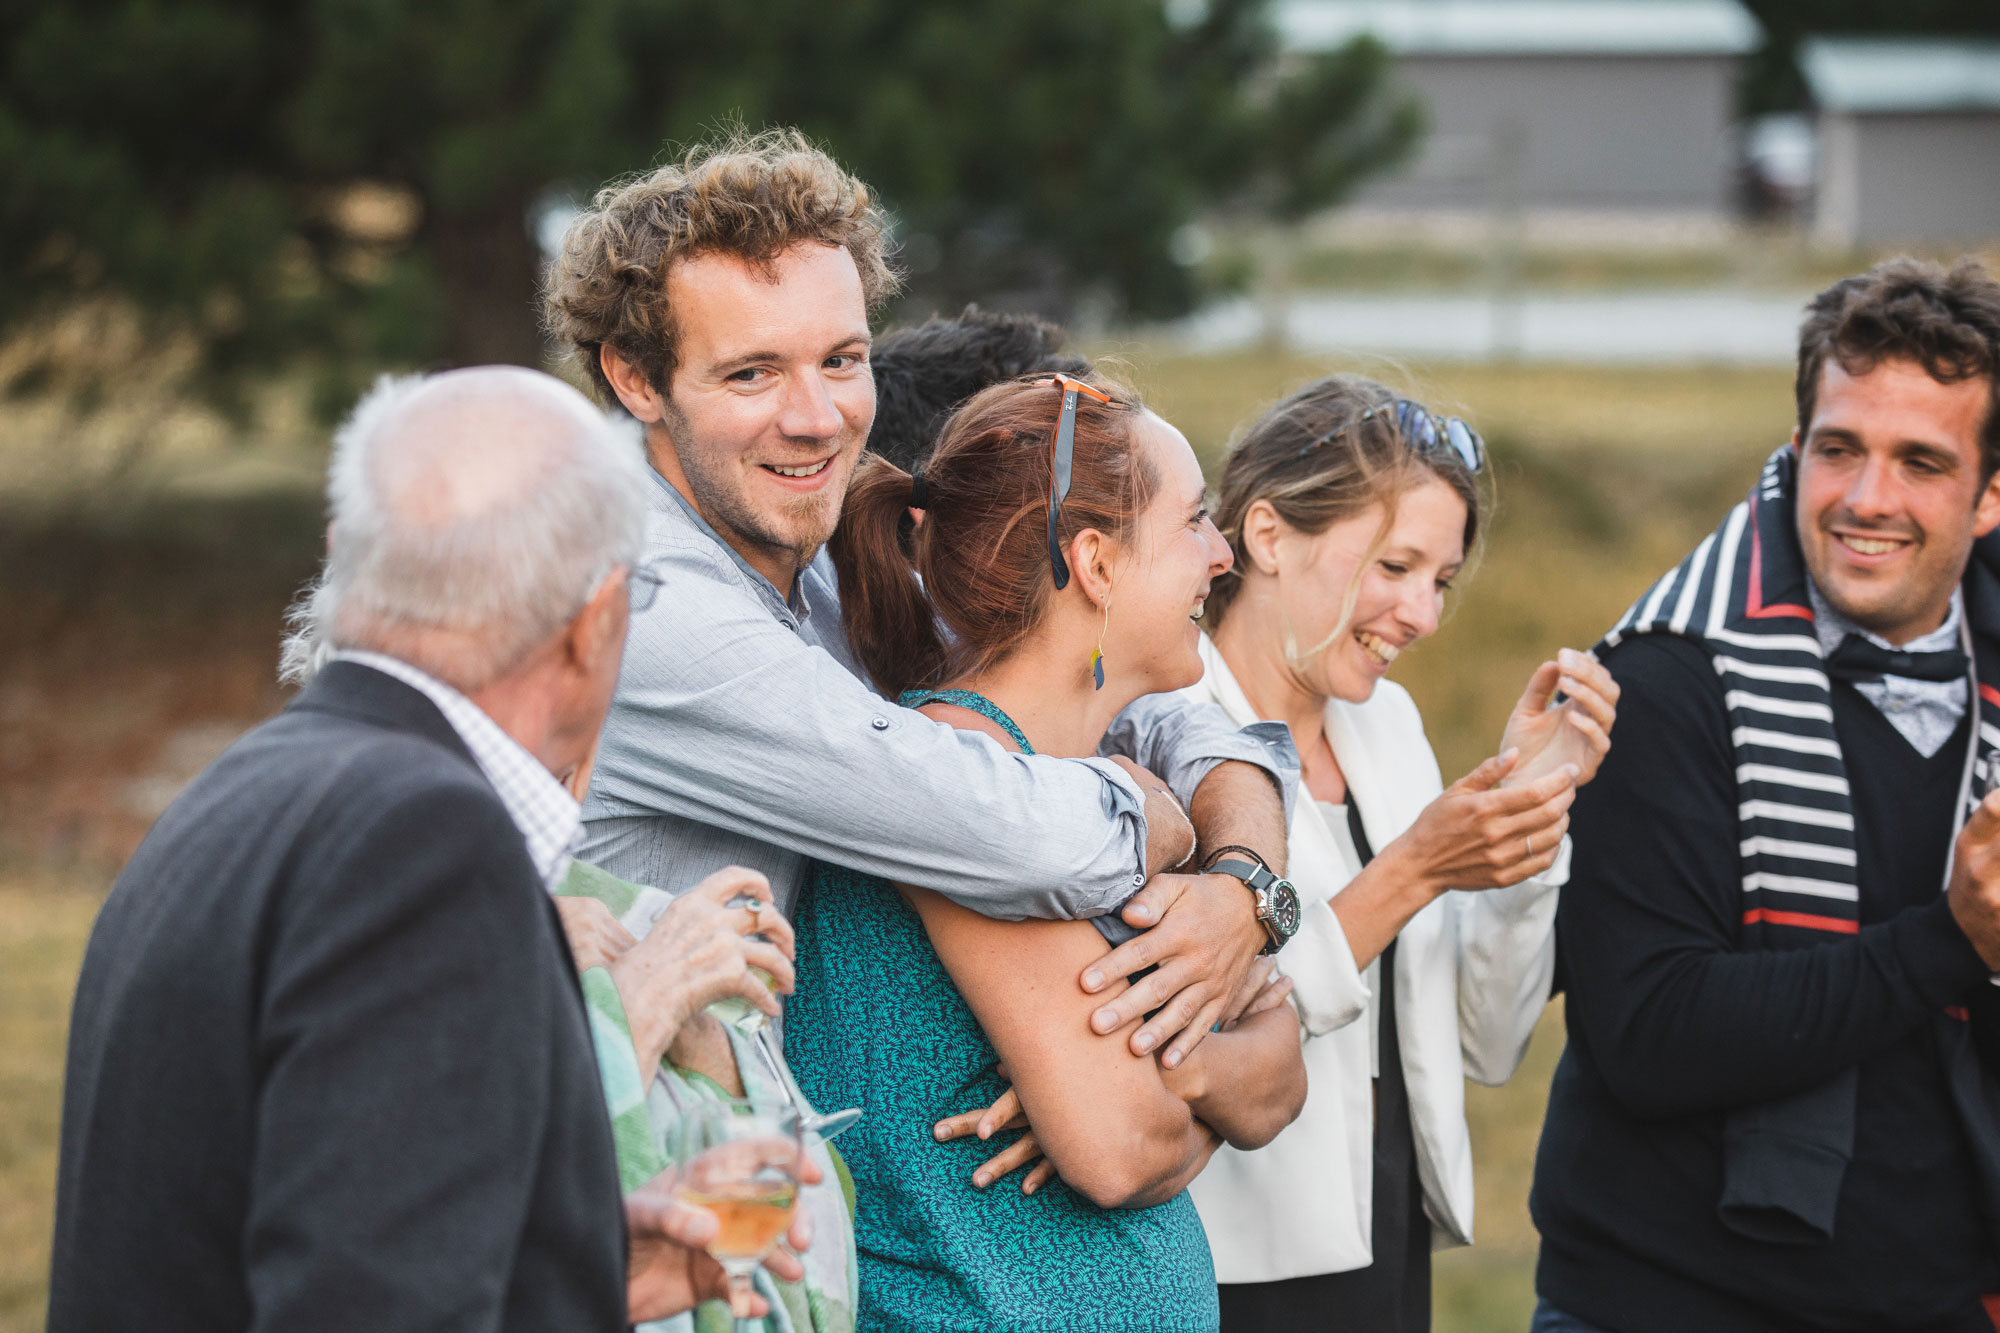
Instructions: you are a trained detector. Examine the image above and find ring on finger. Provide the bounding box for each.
[1525,833,1535,858]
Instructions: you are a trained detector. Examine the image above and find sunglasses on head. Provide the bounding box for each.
[1298,398,1486,475]
[1033,373,1114,590]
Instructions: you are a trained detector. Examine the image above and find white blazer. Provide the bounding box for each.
[1184,632,1564,1283]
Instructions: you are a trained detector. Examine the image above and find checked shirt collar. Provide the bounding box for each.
[334,651,582,890]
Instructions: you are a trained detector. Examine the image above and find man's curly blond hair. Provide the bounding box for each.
[543,128,899,404]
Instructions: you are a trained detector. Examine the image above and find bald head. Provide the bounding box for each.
[368,368,611,529]
[286,367,650,691]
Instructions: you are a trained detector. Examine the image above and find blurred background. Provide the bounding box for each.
[4,0,1999,1327]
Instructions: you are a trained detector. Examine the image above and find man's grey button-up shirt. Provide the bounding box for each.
[581,467,1298,919]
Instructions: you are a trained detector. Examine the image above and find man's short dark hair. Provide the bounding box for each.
[868,305,1091,471]
[1796,256,2000,481]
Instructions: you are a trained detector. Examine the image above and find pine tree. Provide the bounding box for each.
[0,0,1419,399]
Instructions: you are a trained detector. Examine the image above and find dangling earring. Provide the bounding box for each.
[1091,602,1108,690]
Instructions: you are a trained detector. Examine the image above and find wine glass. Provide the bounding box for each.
[706,900,862,1139]
[673,1099,804,1333]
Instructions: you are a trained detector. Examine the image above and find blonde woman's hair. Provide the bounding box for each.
[1205,373,1485,659]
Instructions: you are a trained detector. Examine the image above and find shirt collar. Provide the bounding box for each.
[332,650,581,890]
[1807,582,1963,660]
[647,464,812,626]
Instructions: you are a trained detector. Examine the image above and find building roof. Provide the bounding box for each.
[1800,39,2000,115]
[1275,0,1761,57]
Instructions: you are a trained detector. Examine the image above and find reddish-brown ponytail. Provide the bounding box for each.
[831,376,1157,699]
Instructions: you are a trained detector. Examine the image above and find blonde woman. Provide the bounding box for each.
[1184,375,1619,1332]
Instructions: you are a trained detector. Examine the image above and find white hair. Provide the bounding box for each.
[280,368,650,691]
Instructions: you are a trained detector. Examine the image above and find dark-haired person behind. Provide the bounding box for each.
[786,375,1310,1332]
[1531,259,2000,1333]
[865,304,1089,471]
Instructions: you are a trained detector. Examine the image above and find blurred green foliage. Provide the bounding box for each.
[0,0,1418,409]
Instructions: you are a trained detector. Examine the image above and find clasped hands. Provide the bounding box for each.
[555,865,796,1075]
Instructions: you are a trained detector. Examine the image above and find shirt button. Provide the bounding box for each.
[1132,873,1146,887]
[870,716,890,731]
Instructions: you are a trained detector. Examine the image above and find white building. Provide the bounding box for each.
[1801,39,2000,248]
[1275,0,1762,219]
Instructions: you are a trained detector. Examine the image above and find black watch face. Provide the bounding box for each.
[1267,877,1301,939]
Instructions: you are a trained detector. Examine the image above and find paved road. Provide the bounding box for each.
[1160,288,1818,364]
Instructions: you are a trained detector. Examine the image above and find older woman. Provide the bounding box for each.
[1184,375,1619,1332]
[554,789,858,1333]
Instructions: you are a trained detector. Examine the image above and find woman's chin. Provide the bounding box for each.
[1155,643,1206,694]
[1319,661,1383,706]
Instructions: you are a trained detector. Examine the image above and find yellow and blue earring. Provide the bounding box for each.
[1092,603,1108,690]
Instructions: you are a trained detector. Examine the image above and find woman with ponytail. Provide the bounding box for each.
[784,375,1308,1332]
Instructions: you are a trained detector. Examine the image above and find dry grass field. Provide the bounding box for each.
[0,350,1790,1332]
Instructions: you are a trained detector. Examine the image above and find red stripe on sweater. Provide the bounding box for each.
[1743,511,1813,622]
[1741,907,1859,934]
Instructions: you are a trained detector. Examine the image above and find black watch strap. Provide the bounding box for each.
[1206,857,1273,891]
[1207,857,1294,955]
[1202,844,1270,874]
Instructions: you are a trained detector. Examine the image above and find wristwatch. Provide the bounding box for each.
[1203,847,1301,955]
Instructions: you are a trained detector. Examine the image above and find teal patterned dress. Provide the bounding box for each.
[783,689,1219,1333]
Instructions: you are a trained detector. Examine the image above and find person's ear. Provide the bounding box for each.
[1973,464,2000,539]
[601,347,669,425]
[1239,499,1287,578]
[1069,527,1118,609]
[567,568,631,676]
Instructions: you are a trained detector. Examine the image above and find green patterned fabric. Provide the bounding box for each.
[779,691,1217,1332]
[558,861,857,1333]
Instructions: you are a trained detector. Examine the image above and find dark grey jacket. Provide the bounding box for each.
[49,661,627,1332]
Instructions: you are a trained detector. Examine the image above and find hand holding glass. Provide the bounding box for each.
[674,1100,805,1330]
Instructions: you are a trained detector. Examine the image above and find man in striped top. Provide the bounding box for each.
[1530,257,2000,1333]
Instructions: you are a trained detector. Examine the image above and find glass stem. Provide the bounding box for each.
[729,1271,760,1333]
[751,1027,812,1116]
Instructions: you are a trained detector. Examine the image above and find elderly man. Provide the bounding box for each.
[544,131,1300,1097]
[49,367,793,1331]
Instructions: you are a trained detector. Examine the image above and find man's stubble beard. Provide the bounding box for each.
[662,399,849,576]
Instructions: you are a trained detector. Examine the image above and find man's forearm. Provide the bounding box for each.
[1102,695,1299,821]
[1189,759,1289,874]
[599,606,1152,919]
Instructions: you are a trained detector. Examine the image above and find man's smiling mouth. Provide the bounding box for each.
[764,460,831,479]
[1835,532,1910,556]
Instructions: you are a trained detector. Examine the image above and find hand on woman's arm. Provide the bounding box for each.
[932,1078,1058,1195]
[1083,759,1290,1069]
[912,887,1220,1210]
[1158,988,1306,1150]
